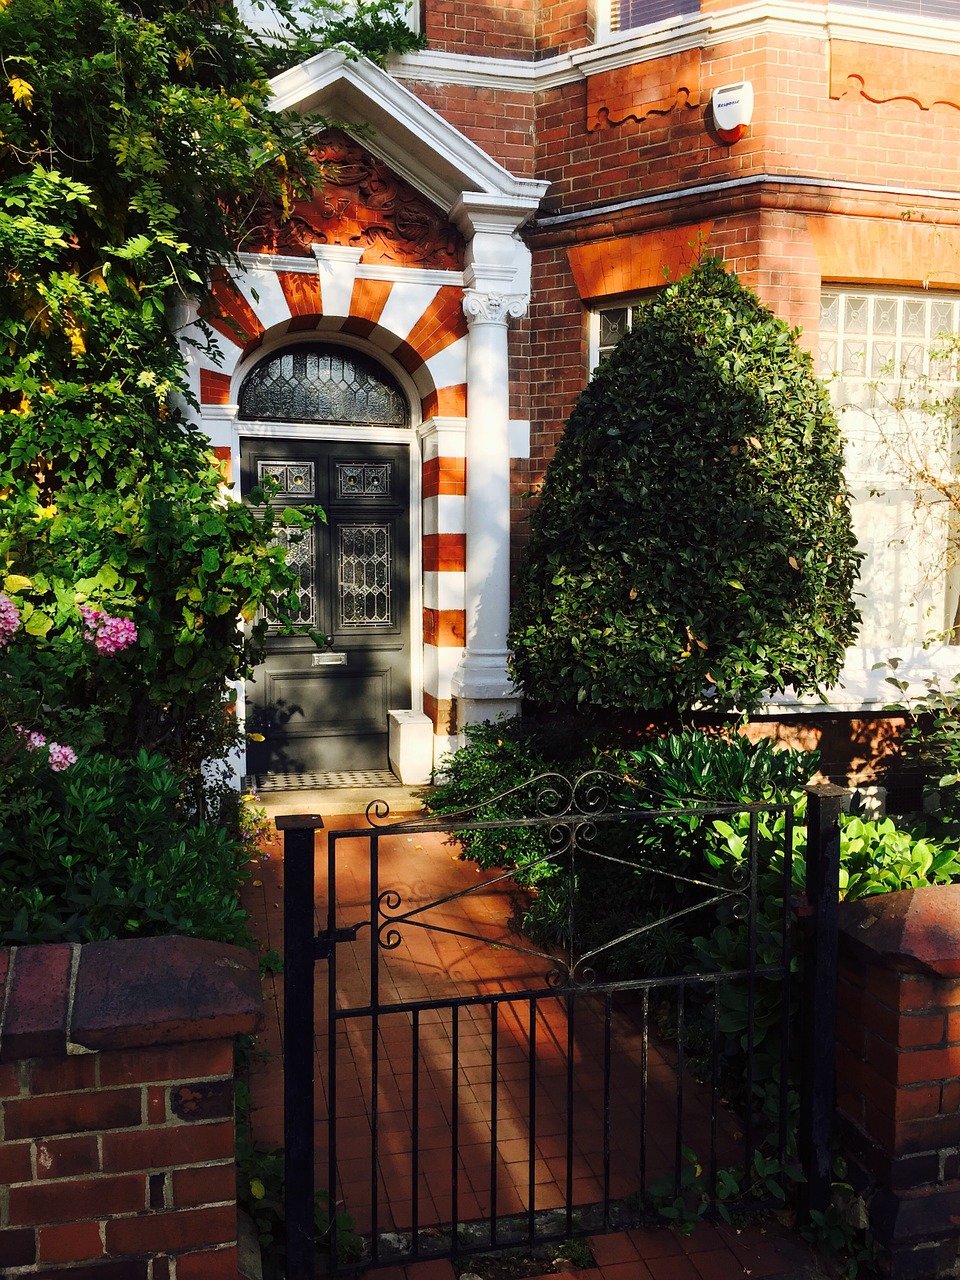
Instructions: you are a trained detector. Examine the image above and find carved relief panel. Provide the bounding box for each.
[246,129,465,270]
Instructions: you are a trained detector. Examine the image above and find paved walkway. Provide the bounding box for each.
[242,787,830,1279]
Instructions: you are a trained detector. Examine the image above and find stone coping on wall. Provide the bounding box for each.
[0,936,263,1061]
[838,883,960,978]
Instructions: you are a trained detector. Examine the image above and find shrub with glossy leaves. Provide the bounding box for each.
[510,259,862,714]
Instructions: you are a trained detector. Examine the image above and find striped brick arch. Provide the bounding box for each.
[195,254,470,750]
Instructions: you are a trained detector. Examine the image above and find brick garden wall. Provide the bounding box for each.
[0,937,261,1279]
[836,887,960,1280]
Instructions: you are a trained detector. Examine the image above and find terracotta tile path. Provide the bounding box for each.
[242,804,827,1279]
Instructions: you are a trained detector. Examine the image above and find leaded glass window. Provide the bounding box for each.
[339,524,392,627]
[591,302,644,370]
[257,461,315,498]
[239,346,408,426]
[337,462,392,498]
[267,526,317,632]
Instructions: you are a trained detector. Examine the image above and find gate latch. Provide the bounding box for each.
[314,921,368,961]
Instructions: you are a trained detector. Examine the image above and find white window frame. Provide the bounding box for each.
[589,299,646,371]
[791,285,960,712]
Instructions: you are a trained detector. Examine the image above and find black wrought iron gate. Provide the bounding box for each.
[279,779,844,1277]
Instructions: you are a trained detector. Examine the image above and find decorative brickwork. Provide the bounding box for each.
[586,51,702,131]
[0,937,261,1279]
[830,41,960,113]
[837,888,960,1280]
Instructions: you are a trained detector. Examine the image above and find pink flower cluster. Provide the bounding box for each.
[14,726,78,772]
[79,605,138,655]
[0,593,20,647]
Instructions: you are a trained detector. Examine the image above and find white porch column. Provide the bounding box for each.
[451,287,528,727]
[450,194,538,730]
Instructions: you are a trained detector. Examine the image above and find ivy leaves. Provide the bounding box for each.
[510,259,863,715]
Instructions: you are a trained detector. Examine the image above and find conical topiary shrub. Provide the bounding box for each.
[509,258,862,714]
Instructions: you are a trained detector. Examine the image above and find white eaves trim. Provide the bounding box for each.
[269,49,548,217]
[391,1,960,92]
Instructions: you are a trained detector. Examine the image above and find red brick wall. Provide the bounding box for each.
[0,938,261,1279]
[836,888,960,1279]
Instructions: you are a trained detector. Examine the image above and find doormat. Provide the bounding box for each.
[247,769,401,792]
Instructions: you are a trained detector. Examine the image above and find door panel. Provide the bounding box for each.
[241,437,411,773]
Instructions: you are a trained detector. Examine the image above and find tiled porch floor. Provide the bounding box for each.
[242,803,826,1278]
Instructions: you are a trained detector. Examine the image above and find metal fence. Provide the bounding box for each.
[278,777,843,1277]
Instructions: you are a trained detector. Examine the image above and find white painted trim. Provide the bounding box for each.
[237,251,464,289]
[758,645,960,715]
[509,419,530,459]
[418,417,468,460]
[537,173,960,231]
[391,2,960,90]
[232,421,418,446]
[424,570,467,612]
[268,49,548,215]
[392,47,577,92]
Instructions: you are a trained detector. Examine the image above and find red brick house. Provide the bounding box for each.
[186,0,960,785]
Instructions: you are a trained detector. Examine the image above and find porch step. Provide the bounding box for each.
[247,769,400,791]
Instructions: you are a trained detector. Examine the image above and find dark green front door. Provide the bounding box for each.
[241,436,411,774]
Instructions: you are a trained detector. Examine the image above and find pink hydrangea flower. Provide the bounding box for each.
[14,726,47,751]
[79,605,138,655]
[0,592,20,647]
[48,742,78,772]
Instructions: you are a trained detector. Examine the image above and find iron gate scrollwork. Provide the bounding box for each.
[280,778,843,1277]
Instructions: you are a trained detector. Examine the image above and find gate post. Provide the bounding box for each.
[277,813,325,1280]
[799,782,845,1217]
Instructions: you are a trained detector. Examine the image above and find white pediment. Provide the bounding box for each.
[269,49,548,221]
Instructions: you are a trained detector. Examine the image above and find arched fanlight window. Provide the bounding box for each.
[238,345,409,426]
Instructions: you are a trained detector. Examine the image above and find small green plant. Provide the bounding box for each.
[553,1238,594,1268]
[800,1159,876,1280]
[235,1058,364,1263]
[644,1147,802,1235]
[881,657,960,828]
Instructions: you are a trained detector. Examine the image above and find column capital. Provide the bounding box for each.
[462,288,529,325]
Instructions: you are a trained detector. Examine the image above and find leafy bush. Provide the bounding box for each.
[0,0,423,784]
[510,258,862,715]
[0,749,255,946]
[690,799,960,1103]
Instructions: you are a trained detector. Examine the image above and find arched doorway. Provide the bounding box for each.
[238,344,413,776]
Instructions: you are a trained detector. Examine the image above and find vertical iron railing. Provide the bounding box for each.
[278,813,325,1280]
[799,782,845,1216]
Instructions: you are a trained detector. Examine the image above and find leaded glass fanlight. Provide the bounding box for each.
[239,345,408,426]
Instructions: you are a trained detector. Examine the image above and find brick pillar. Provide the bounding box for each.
[0,936,262,1279]
[836,886,960,1280]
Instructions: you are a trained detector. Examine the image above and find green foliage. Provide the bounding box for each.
[881,658,960,829]
[0,0,418,781]
[644,1146,802,1235]
[510,258,862,714]
[235,1098,363,1262]
[616,731,817,805]
[427,719,577,888]
[427,721,818,975]
[0,749,254,945]
[800,1158,876,1280]
[251,0,426,73]
[712,799,960,905]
